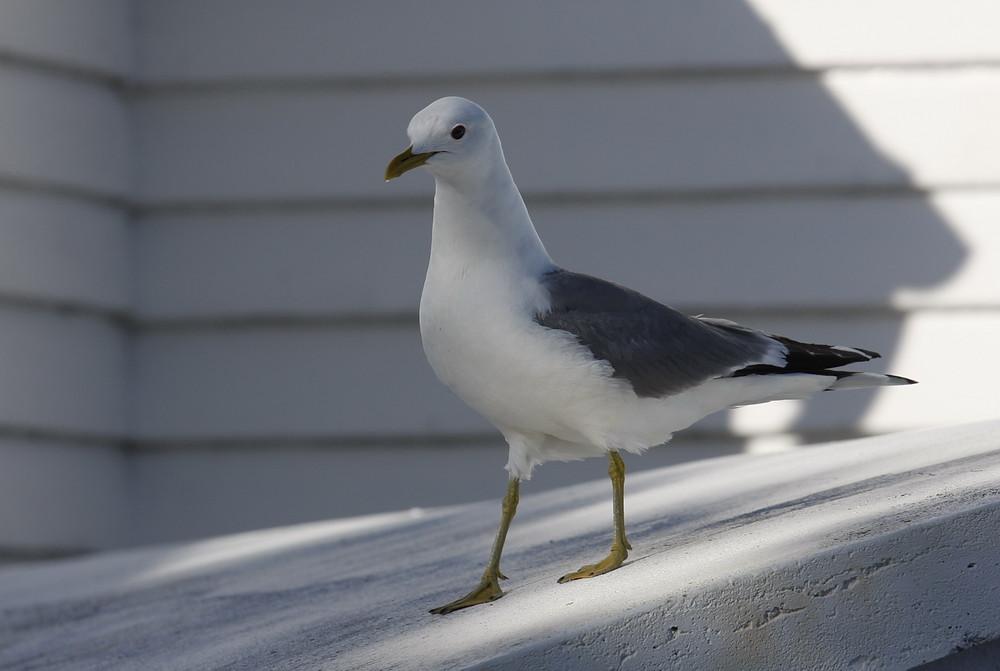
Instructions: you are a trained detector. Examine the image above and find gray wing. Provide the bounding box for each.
[535,269,785,398]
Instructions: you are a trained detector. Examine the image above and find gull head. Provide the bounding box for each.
[385,97,501,183]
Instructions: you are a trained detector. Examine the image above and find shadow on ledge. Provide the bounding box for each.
[1,420,998,670]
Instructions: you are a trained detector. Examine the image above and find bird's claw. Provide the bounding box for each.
[557,543,630,583]
[429,575,505,614]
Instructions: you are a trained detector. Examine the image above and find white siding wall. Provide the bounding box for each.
[0,0,133,555]
[2,1,999,552]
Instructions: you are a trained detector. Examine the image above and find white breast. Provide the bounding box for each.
[419,256,635,447]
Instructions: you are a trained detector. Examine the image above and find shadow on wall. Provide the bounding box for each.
[454,1,968,447]
[123,1,971,532]
[306,1,971,514]
[733,3,965,440]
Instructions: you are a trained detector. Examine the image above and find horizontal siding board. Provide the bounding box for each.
[132,314,922,441]
[131,437,744,543]
[136,0,1000,83]
[0,190,131,311]
[0,67,131,196]
[0,0,132,78]
[135,0,793,83]
[132,323,486,440]
[538,194,978,313]
[751,0,1000,67]
[135,71,1000,203]
[860,310,1000,433]
[133,445,504,542]
[135,191,991,321]
[822,68,1000,188]
[0,439,127,551]
[135,208,429,320]
[892,191,1000,310]
[0,307,127,436]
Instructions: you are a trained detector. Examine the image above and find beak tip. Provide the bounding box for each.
[385,146,436,183]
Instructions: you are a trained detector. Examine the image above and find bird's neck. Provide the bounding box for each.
[429,163,554,278]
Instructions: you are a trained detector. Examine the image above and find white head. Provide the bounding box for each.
[385,97,505,185]
[385,97,554,274]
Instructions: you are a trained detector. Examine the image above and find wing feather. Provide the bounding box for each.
[535,270,783,398]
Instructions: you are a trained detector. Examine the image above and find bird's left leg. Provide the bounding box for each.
[558,450,631,583]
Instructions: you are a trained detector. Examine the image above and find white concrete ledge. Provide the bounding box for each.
[1,420,998,670]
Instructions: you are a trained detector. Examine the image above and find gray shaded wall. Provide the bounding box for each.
[1,1,997,555]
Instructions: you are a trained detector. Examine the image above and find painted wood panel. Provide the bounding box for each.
[0,0,131,77]
[0,307,127,436]
[135,72,1000,204]
[0,68,131,196]
[136,0,1000,82]
[0,191,130,311]
[0,439,126,551]
[132,313,939,441]
[135,192,990,320]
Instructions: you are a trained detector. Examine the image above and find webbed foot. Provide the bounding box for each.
[430,573,506,614]
[557,540,630,583]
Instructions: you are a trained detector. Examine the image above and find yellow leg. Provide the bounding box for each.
[430,477,520,614]
[558,451,631,583]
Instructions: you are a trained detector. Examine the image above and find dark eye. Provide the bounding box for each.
[450,124,466,140]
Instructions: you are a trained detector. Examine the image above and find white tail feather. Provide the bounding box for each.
[829,372,915,391]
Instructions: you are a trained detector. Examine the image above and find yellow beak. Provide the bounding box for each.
[384,146,439,181]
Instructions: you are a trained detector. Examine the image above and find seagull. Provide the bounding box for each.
[385,96,916,615]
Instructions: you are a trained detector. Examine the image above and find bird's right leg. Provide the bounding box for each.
[430,477,520,614]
